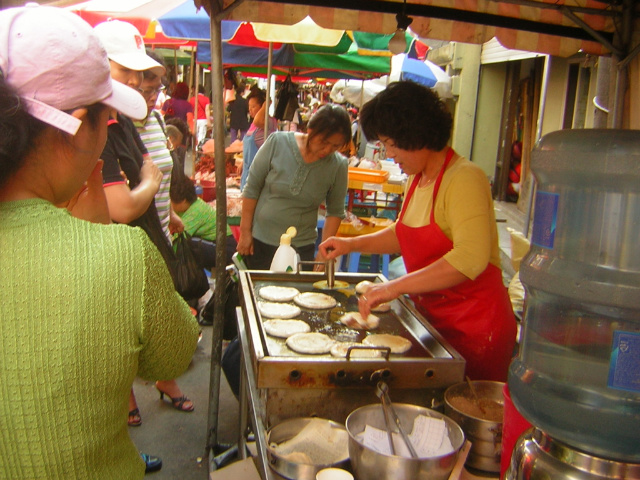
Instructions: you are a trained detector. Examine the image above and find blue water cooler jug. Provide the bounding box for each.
[509,129,640,463]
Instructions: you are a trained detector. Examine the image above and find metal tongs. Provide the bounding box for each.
[376,381,419,458]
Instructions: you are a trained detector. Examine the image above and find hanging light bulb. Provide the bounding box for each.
[388,0,413,54]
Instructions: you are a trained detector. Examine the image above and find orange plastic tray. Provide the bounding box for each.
[348,167,389,184]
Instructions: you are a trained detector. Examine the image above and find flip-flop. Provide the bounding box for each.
[128,408,142,426]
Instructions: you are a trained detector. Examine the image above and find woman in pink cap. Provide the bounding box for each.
[0,5,199,479]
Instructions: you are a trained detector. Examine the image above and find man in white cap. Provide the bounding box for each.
[94,19,196,458]
[0,5,199,479]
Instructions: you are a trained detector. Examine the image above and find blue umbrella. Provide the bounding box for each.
[400,56,438,87]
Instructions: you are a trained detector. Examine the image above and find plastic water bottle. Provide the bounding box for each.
[184,148,194,178]
[509,129,640,462]
[269,227,299,272]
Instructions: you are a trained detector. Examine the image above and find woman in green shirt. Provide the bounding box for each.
[238,104,352,269]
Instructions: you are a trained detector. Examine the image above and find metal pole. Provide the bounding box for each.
[194,62,200,144]
[264,41,274,136]
[205,12,228,467]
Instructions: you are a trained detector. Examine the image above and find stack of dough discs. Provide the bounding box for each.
[363,334,412,354]
[259,285,300,302]
[293,292,337,309]
[286,332,334,354]
[258,302,302,319]
[263,319,310,338]
[355,280,373,294]
[339,312,380,330]
[330,342,382,358]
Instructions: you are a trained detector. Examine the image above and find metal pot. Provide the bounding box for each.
[506,428,640,480]
[444,380,505,473]
[266,417,351,480]
[346,403,465,480]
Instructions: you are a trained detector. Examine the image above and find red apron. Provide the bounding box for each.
[395,149,516,381]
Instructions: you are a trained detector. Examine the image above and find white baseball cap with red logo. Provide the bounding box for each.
[94,20,165,77]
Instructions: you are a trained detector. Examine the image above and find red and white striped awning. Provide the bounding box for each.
[211,0,619,57]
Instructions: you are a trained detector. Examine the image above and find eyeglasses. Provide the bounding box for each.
[140,86,165,98]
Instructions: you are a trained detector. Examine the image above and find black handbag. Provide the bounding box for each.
[274,74,299,121]
[199,268,239,340]
[173,232,211,301]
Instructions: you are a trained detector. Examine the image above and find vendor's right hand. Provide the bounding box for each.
[140,156,163,189]
[359,282,399,321]
[236,232,254,256]
[318,236,351,260]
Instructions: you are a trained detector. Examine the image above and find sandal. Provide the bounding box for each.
[157,389,194,412]
[128,408,142,427]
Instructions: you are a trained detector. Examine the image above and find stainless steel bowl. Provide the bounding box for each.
[266,417,350,480]
[346,403,465,480]
[444,380,505,473]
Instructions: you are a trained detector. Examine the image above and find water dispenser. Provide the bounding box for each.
[508,129,640,464]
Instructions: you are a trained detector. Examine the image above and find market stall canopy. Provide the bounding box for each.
[68,0,197,46]
[199,41,396,79]
[195,29,427,79]
[158,10,427,79]
[197,0,623,58]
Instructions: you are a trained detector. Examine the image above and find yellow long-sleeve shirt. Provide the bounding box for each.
[394,154,502,280]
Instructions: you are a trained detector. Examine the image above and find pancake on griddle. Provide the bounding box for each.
[259,285,300,302]
[258,302,302,319]
[293,292,337,310]
[286,332,334,354]
[263,319,310,338]
[363,334,412,354]
[330,342,382,358]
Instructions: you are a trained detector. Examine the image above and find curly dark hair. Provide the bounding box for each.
[360,81,452,152]
[306,104,351,148]
[170,174,197,205]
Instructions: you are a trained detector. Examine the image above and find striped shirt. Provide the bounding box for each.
[135,111,174,241]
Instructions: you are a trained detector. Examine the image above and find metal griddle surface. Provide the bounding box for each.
[240,271,455,361]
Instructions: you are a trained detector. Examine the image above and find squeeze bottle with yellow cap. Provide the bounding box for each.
[270,227,299,272]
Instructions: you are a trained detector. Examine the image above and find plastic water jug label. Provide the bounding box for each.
[608,331,640,393]
[531,191,558,249]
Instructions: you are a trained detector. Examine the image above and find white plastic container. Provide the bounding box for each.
[270,227,299,273]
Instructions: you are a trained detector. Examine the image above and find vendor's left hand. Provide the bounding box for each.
[359,282,399,320]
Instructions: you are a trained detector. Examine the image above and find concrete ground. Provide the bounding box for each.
[129,324,240,479]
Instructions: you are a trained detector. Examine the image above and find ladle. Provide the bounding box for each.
[466,376,486,415]
[375,381,419,458]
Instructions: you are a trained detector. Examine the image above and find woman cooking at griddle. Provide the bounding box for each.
[319,81,516,381]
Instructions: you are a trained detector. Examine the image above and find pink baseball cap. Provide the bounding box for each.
[0,4,147,135]
[94,20,166,78]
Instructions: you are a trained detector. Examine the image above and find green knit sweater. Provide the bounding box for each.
[0,199,200,479]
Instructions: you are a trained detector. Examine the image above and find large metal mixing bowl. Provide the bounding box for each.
[266,417,350,480]
[346,403,464,480]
